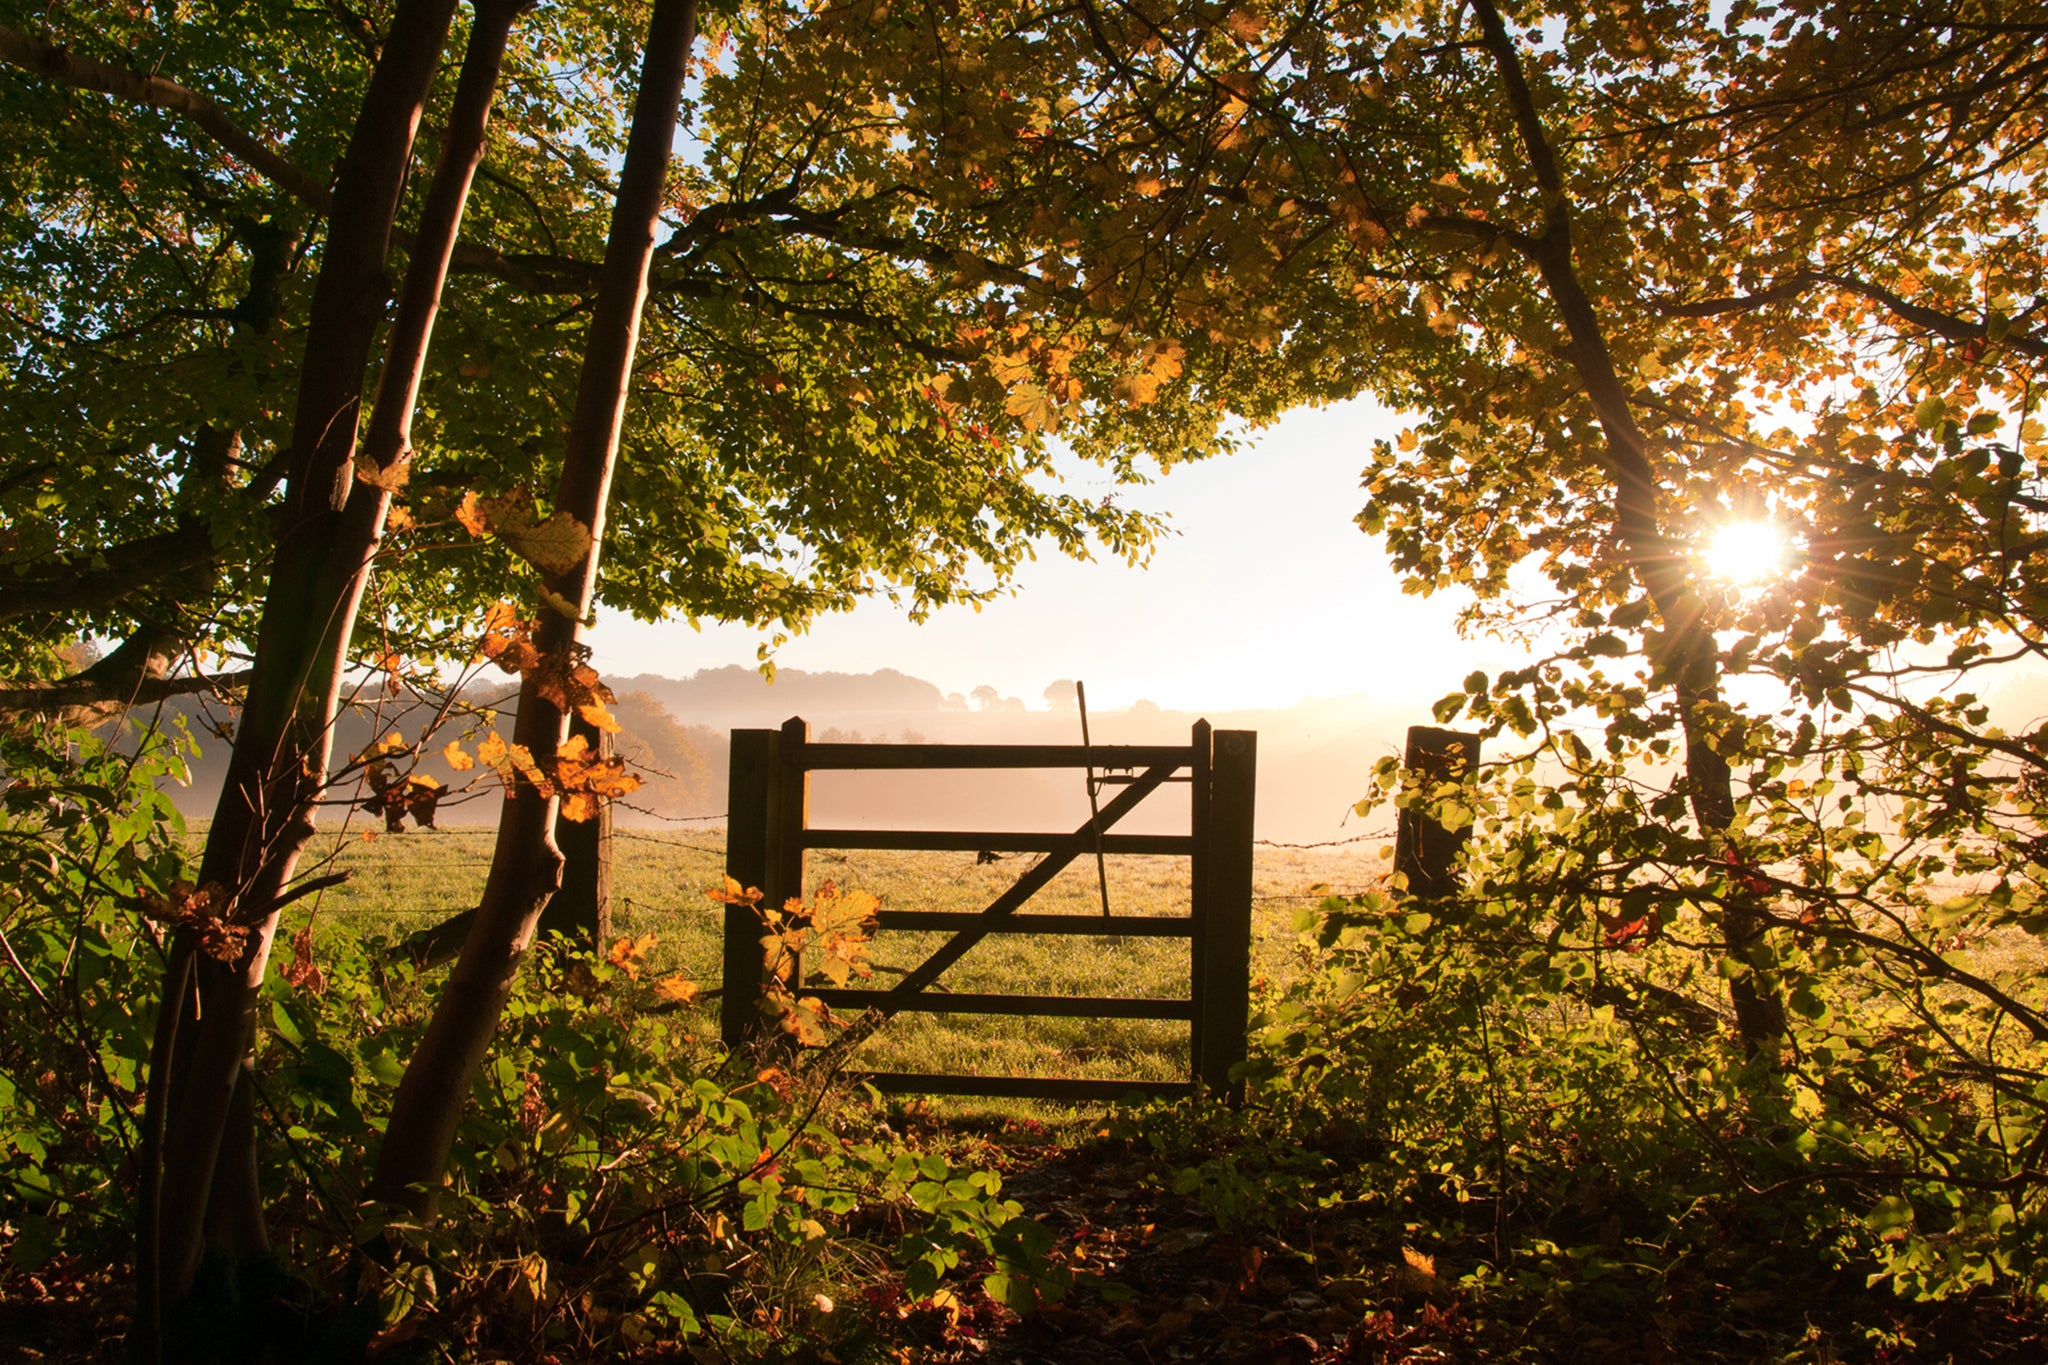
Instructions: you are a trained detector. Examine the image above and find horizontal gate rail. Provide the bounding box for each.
[805,829,1193,856]
[797,742,1192,770]
[809,988,1193,1019]
[723,717,1255,1103]
[874,911,1192,937]
[855,1073,1193,1101]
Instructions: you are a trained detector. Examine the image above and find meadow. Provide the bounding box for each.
[280,822,1387,1093]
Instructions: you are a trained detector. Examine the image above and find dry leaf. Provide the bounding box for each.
[352,452,411,492]
[607,932,658,979]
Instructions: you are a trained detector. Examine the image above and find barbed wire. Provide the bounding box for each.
[1252,829,1391,850]
[613,803,726,823]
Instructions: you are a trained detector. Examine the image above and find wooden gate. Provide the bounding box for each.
[720,717,1255,1101]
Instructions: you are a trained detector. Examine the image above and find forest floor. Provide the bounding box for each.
[852,1112,2048,1365]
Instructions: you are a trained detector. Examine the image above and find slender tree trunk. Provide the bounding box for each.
[138,0,520,1336]
[1469,0,1786,1055]
[370,0,698,1214]
[546,715,616,947]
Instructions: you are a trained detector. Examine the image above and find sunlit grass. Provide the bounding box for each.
[248,823,1383,1098]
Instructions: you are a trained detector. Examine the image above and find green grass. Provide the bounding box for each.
[266,822,1385,1092]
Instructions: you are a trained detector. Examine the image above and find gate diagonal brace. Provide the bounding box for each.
[872,761,1180,1020]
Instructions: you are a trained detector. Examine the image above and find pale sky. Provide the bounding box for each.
[590,397,1515,711]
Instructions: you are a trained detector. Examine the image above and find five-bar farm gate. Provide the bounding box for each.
[720,718,1256,1101]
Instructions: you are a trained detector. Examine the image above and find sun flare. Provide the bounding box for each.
[1704,520,1790,584]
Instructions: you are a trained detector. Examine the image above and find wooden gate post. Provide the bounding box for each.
[771,714,810,985]
[721,719,811,1048]
[1188,721,1213,1088]
[722,727,774,1046]
[1197,728,1256,1101]
[1393,725,1480,899]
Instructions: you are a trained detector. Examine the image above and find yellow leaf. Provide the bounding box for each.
[1114,372,1161,406]
[1398,429,1419,452]
[1003,383,1059,433]
[476,730,510,776]
[782,996,832,1046]
[496,509,593,575]
[443,740,475,772]
[454,489,592,574]
[1143,339,1186,380]
[708,876,763,908]
[560,791,599,822]
[654,974,700,1004]
[508,743,546,788]
[608,932,658,967]
[576,699,623,733]
[1401,1246,1436,1277]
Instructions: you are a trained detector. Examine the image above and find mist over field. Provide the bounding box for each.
[152,664,1434,845]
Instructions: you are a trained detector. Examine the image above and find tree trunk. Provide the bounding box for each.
[370,0,697,1215]
[1469,0,1786,1056]
[137,0,520,1338]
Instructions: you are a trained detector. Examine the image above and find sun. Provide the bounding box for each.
[1703,520,1790,585]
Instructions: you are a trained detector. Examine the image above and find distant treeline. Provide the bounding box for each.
[137,685,727,826]
[612,665,957,716]
[124,666,1413,842]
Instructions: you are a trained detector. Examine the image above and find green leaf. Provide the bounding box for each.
[1867,1196,1915,1236]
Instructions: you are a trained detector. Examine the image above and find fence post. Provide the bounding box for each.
[1187,720,1213,1086]
[1199,729,1255,1101]
[722,727,776,1047]
[1394,725,1480,899]
[543,715,613,948]
[770,715,810,983]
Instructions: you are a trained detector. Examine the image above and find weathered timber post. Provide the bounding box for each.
[722,727,772,1046]
[544,715,614,947]
[721,717,810,1047]
[1188,720,1213,1086]
[772,714,810,993]
[1197,727,1256,1101]
[1393,725,1480,899]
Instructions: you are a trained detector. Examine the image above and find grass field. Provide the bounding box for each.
[276,822,1387,1091]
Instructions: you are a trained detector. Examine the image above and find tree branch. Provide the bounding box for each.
[0,622,250,714]
[0,21,334,212]
[0,520,226,622]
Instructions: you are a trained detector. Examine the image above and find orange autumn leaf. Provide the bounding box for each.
[654,974,700,1005]
[607,932,658,979]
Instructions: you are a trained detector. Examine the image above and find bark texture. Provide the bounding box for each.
[370,0,698,1213]
[137,0,510,1342]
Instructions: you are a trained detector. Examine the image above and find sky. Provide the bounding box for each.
[589,397,1518,712]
